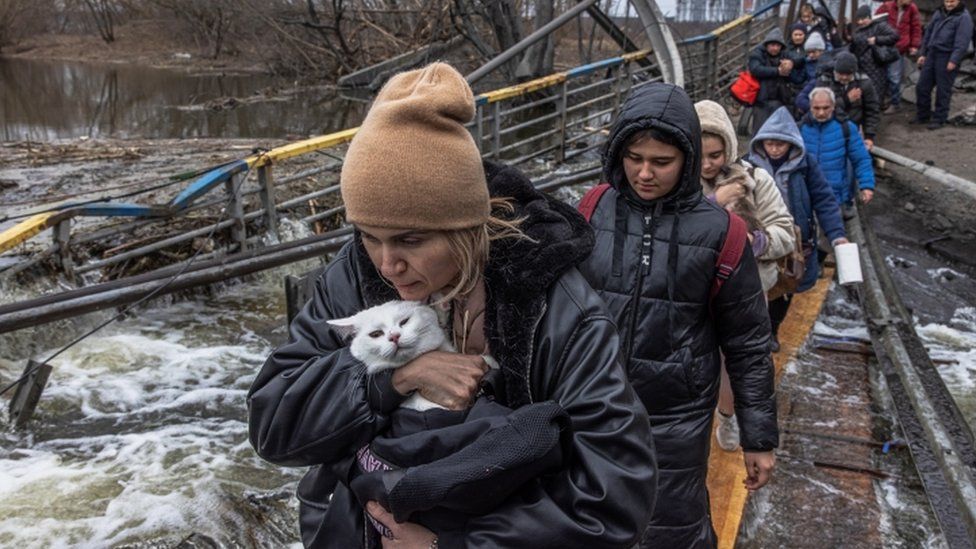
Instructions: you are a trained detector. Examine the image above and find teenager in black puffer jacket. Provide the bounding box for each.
[579,83,779,549]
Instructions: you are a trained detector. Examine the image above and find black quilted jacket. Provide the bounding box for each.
[578,83,778,549]
[248,161,657,548]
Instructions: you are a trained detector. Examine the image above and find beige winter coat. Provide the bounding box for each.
[695,100,796,292]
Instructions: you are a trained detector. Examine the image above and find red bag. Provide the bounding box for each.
[730,71,760,105]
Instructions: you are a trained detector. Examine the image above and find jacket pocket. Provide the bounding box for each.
[626,347,697,414]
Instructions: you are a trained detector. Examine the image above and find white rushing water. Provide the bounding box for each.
[0,219,323,547]
[916,306,976,429]
[0,280,305,547]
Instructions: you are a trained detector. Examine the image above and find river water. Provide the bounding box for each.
[0,57,368,140]
[0,222,319,547]
[2,57,976,547]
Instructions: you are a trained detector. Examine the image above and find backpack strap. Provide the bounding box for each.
[710,212,749,304]
[840,117,851,147]
[840,120,857,201]
[577,183,611,222]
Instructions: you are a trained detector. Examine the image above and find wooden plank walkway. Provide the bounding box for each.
[707,272,833,548]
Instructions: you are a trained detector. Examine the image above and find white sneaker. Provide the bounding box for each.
[716,412,741,451]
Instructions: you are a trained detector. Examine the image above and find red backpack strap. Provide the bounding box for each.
[710,212,749,304]
[577,183,611,222]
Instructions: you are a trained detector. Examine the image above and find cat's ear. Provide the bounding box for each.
[327,316,359,340]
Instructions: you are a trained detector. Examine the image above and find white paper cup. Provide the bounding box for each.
[835,242,863,285]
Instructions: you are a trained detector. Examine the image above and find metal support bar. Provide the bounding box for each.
[74,219,237,275]
[491,102,502,159]
[629,0,684,85]
[465,0,600,85]
[612,64,624,118]
[710,39,720,97]
[849,205,976,545]
[785,0,800,32]
[475,105,484,152]
[54,219,73,276]
[258,165,278,241]
[225,174,247,252]
[8,360,53,429]
[702,41,715,98]
[0,230,355,334]
[872,147,976,201]
[584,4,652,67]
[557,80,569,162]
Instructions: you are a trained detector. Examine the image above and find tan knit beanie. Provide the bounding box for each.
[340,62,490,230]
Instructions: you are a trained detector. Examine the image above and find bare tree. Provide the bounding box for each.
[449,0,526,81]
[0,0,34,52]
[516,0,554,80]
[81,0,118,43]
[147,0,237,59]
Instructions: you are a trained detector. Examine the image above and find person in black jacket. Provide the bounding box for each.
[749,28,796,132]
[915,0,975,129]
[247,63,657,549]
[850,5,901,108]
[796,52,881,149]
[578,83,779,549]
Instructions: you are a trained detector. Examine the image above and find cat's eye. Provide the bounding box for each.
[368,330,383,338]
[399,317,410,327]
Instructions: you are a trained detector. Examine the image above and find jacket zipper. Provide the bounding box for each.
[623,212,653,359]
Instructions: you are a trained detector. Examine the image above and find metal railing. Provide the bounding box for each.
[1,0,791,283]
[677,0,784,101]
[0,50,662,283]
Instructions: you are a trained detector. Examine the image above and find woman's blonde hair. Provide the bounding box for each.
[438,197,530,304]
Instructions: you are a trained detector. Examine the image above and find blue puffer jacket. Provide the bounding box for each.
[799,113,875,204]
[745,107,846,292]
[920,3,974,66]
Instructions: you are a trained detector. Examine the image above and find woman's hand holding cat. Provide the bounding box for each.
[714,182,745,207]
[391,351,488,410]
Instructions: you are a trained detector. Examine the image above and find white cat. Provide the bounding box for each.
[328,301,455,412]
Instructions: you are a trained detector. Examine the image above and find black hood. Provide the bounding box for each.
[601,83,703,210]
[480,160,594,299]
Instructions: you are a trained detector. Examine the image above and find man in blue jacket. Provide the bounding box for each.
[915,0,974,129]
[799,87,876,205]
[796,52,881,150]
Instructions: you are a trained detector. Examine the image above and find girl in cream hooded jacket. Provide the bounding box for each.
[694,100,795,292]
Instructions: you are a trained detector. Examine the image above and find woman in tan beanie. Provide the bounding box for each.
[249,63,656,548]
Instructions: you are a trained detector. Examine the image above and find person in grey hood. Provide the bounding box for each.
[579,83,778,549]
[745,106,847,349]
[748,28,797,132]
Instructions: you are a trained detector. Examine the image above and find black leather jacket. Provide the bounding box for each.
[579,83,778,548]
[247,161,657,548]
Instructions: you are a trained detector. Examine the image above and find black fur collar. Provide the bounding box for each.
[352,161,594,407]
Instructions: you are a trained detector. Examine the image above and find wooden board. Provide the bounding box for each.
[707,271,833,548]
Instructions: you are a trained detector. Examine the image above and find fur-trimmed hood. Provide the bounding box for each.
[353,159,595,406]
[695,99,738,162]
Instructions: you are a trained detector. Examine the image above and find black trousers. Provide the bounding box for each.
[916,51,960,123]
[769,294,793,336]
[751,99,784,134]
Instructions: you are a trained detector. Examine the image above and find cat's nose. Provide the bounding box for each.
[388,333,400,344]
